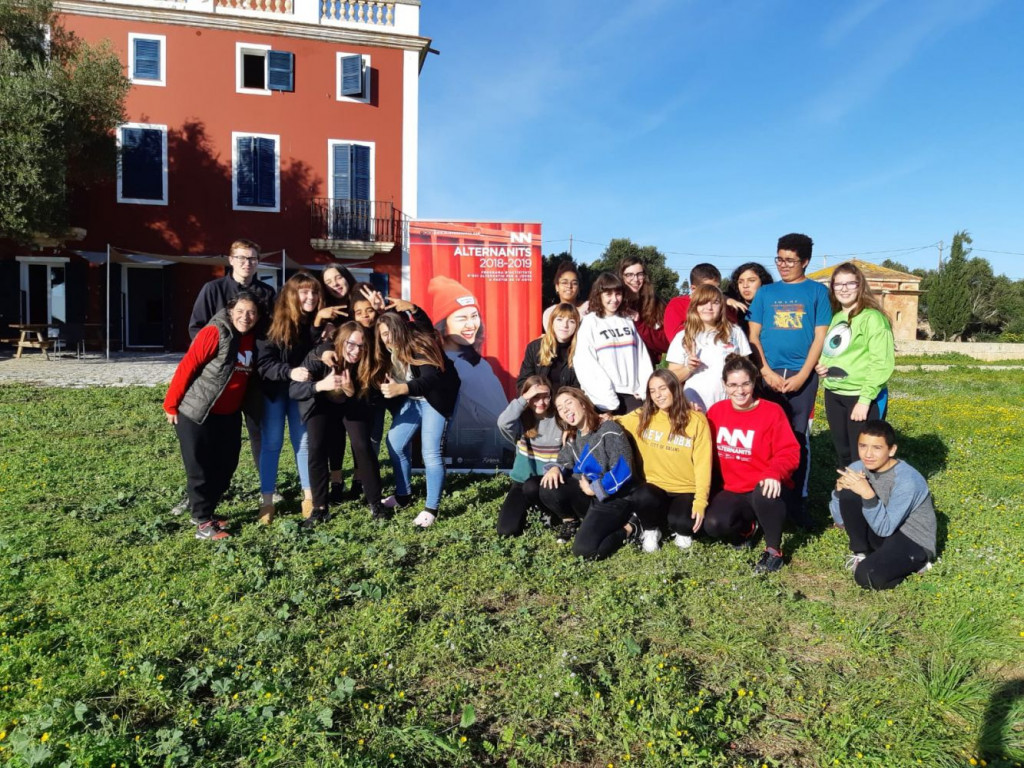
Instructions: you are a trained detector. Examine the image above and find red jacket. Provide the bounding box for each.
[706,398,799,493]
[164,326,255,417]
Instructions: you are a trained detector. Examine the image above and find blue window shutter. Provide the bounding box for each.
[340,54,364,97]
[133,38,161,80]
[236,136,255,206]
[333,143,351,200]
[267,50,293,92]
[121,127,162,200]
[351,144,370,201]
[255,137,277,207]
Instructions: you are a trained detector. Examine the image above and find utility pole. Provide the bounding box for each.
[568,234,573,259]
[937,240,944,270]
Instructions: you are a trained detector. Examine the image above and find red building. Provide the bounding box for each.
[6,0,428,350]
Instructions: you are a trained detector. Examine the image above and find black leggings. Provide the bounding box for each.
[306,402,382,509]
[837,489,930,590]
[704,485,787,551]
[538,476,633,559]
[496,476,546,536]
[628,483,698,535]
[175,412,242,524]
[823,390,883,469]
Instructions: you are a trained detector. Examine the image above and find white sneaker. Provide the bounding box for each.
[640,529,662,553]
[917,561,933,574]
[412,510,436,528]
[845,553,866,571]
[381,495,400,509]
[672,534,694,550]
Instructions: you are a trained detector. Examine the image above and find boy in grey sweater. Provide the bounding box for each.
[829,420,937,590]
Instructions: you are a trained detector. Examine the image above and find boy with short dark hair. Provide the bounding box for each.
[747,233,831,524]
[830,420,936,590]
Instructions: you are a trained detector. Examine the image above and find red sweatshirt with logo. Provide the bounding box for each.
[164,327,255,416]
[706,398,799,493]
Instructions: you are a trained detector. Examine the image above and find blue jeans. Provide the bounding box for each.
[386,398,449,510]
[259,392,310,494]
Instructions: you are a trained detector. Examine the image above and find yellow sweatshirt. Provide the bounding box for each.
[616,409,713,514]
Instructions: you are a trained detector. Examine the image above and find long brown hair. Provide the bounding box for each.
[587,272,625,318]
[829,262,891,325]
[553,387,600,441]
[619,256,664,329]
[370,311,447,386]
[330,321,372,395]
[519,375,554,439]
[268,272,322,348]
[637,370,691,440]
[682,284,731,355]
[539,303,580,367]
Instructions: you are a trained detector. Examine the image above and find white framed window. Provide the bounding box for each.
[326,139,374,240]
[128,33,165,86]
[117,123,168,205]
[236,42,294,94]
[232,132,280,212]
[336,52,371,103]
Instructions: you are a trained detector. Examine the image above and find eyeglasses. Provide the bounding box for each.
[725,381,754,390]
[623,271,645,280]
[774,257,801,267]
[557,280,579,287]
[232,256,259,265]
[345,340,365,349]
[833,281,859,291]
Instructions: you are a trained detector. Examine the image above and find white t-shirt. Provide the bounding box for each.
[666,324,751,410]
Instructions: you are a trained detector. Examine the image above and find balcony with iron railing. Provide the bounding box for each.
[309,198,403,259]
[56,0,421,37]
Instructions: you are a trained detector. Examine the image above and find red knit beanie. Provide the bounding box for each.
[428,276,478,321]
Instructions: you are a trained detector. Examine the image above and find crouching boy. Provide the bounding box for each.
[829,420,936,590]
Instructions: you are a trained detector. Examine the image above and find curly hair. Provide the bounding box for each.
[725,262,773,303]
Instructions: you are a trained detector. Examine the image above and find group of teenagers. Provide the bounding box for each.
[164,233,938,591]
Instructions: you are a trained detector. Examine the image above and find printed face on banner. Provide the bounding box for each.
[409,221,542,472]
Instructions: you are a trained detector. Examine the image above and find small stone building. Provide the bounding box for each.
[807,259,922,342]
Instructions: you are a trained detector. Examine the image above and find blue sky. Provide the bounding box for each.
[417,0,1024,281]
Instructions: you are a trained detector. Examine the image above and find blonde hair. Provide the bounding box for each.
[539,303,580,367]
[267,272,322,348]
[682,284,731,355]
[228,238,260,259]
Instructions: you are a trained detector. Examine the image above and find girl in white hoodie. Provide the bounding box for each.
[572,272,654,414]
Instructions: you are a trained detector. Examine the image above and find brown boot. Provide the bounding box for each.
[301,498,314,519]
[258,503,275,525]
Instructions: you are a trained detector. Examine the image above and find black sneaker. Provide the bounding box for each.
[301,507,332,529]
[328,483,345,504]
[625,513,645,547]
[753,548,784,574]
[555,519,579,544]
[345,479,365,501]
[370,502,392,522]
[731,521,760,550]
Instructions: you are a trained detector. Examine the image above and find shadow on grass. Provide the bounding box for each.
[979,678,1024,762]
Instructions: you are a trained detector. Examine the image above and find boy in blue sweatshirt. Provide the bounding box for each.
[829,420,936,590]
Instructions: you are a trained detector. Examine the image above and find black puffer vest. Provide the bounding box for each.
[179,310,242,424]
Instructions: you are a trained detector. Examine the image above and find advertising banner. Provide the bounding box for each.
[408,221,542,471]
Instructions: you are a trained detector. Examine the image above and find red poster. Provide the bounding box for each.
[409,221,542,471]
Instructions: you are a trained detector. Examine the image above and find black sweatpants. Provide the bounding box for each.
[175,411,242,525]
[537,476,591,523]
[496,476,547,536]
[837,489,930,590]
[823,390,882,469]
[629,483,699,536]
[306,402,382,509]
[767,368,818,499]
[704,485,787,551]
[572,494,633,560]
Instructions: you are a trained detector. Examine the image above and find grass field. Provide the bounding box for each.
[1,369,1022,767]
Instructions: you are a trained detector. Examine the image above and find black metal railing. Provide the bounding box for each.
[310,199,401,244]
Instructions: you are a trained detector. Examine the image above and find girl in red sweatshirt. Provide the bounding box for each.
[163,293,261,540]
[705,355,800,573]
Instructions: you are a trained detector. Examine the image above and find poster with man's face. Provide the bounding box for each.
[409,221,542,471]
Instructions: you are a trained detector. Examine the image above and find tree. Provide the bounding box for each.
[927,231,973,340]
[0,0,129,243]
[587,238,681,304]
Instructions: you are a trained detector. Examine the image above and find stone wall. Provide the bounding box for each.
[895,339,1024,361]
